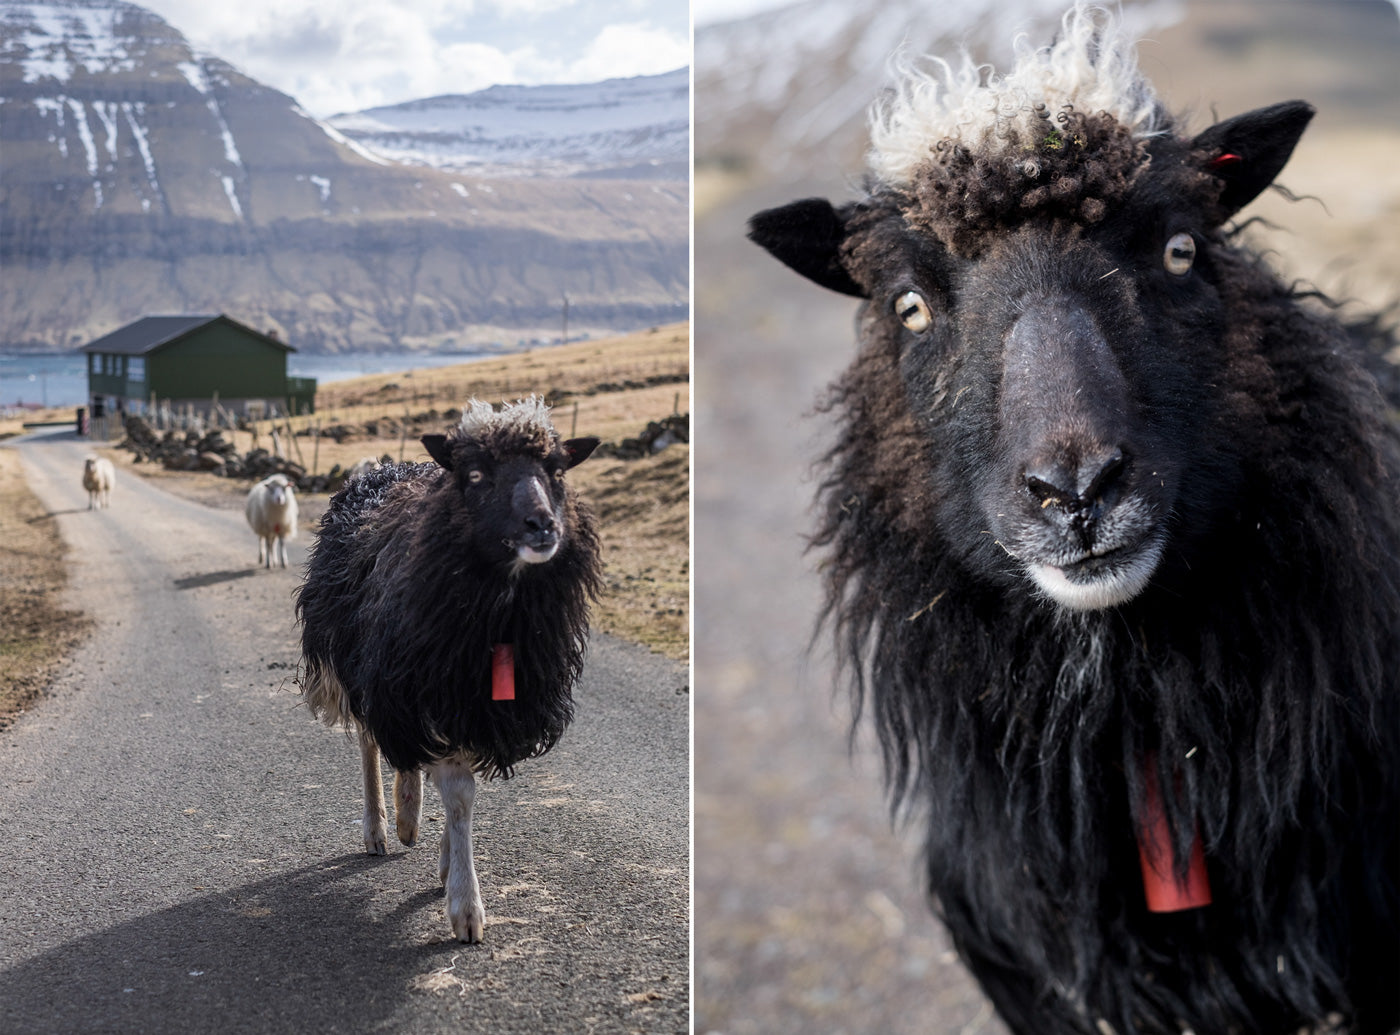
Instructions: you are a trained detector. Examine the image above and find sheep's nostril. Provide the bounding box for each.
[524,513,555,533]
[1082,450,1126,502]
[1025,465,1082,510]
[1025,449,1127,513]
[1025,472,1070,507]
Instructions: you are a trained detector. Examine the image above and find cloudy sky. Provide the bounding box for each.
[138,0,690,116]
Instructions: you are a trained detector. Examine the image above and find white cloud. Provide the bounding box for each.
[137,0,688,116]
[436,42,528,94]
[548,22,690,83]
[479,0,581,15]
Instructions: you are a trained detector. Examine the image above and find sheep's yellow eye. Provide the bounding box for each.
[895,291,932,332]
[1164,232,1196,276]
[468,469,484,484]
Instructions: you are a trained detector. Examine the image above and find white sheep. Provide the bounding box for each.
[245,473,298,568]
[82,456,115,510]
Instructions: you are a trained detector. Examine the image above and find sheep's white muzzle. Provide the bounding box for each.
[1028,536,1164,610]
[515,541,559,565]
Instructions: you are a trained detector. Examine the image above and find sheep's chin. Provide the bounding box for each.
[515,542,559,565]
[1027,541,1163,611]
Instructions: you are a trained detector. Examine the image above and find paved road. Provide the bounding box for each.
[694,186,1007,1034]
[0,429,688,1035]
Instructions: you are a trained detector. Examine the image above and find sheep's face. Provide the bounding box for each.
[750,100,1315,611]
[897,219,1217,611]
[422,431,599,570]
[264,476,293,508]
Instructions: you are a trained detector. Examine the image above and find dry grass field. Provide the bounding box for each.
[0,450,89,728]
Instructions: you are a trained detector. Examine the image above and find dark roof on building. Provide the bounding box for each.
[78,315,294,356]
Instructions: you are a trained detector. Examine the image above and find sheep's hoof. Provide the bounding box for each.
[364,813,388,855]
[396,821,418,848]
[447,897,485,943]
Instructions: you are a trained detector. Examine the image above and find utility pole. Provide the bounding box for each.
[562,293,569,345]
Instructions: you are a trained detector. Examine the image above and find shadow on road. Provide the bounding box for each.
[173,568,260,590]
[0,853,467,1034]
[26,508,86,522]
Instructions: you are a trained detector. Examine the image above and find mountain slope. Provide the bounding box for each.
[327,69,689,180]
[0,0,688,351]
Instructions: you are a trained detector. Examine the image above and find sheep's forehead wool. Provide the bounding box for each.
[868,4,1168,253]
[870,4,1163,181]
[456,397,557,454]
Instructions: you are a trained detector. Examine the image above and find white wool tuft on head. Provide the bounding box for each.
[868,2,1165,186]
[458,395,555,437]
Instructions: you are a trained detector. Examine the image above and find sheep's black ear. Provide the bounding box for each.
[562,437,600,469]
[748,198,867,298]
[421,434,453,470]
[1191,100,1315,221]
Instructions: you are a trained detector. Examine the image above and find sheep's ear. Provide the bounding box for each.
[1191,100,1315,221]
[421,434,453,470]
[748,198,867,298]
[563,437,600,469]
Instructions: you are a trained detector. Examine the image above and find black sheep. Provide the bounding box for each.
[748,5,1399,1033]
[297,397,601,942]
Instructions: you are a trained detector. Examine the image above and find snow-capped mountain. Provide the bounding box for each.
[328,69,689,180]
[0,0,688,351]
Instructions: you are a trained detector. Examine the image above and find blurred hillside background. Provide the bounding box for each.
[694,1,1400,1032]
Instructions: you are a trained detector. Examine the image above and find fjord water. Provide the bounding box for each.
[0,350,497,411]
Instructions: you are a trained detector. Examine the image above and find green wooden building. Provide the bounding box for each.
[80,314,317,418]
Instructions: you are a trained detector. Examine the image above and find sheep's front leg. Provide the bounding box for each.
[394,768,423,847]
[276,534,289,568]
[258,535,268,568]
[431,757,484,943]
[359,728,388,855]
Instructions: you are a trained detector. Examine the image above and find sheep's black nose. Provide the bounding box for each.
[1024,449,1126,511]
[524,512,556,533]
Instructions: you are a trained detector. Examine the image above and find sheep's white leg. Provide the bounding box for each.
[394,768,423,847]
[438,824,451,883]
[431,757,484,943]
[258,536,268,567]
[359,728,388,855]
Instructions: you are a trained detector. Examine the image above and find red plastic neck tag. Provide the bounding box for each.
[1137,759,1212,912]
[491,644,515,701]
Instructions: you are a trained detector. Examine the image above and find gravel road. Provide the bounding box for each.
[0,428,688,1035]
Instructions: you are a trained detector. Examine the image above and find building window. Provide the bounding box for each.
[128,356,145,380]
[90,354,98,374]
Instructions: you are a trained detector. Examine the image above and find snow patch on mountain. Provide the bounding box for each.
[0,0,156,84]
[298,107,393,167]
[326,68,689,178]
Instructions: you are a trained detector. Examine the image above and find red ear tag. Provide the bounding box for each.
[1137,760,1212,912]
[491,644,515,701]
[1207,152,1243,171]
